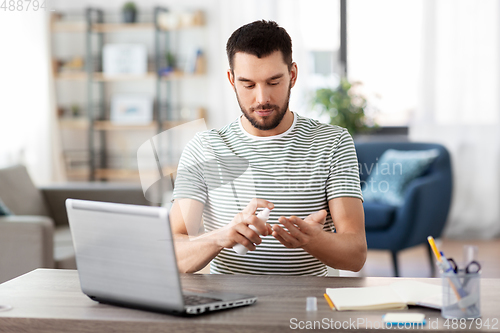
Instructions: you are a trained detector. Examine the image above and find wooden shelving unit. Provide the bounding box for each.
[51,8,206,182]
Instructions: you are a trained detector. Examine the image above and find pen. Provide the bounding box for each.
[427,236,466,312]
[439,252,467,298]
[324,293,335,311]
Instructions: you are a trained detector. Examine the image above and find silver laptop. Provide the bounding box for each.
[65,199,257,315]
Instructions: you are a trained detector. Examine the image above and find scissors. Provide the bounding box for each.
[446,258,481,289]
[446,258,481,274]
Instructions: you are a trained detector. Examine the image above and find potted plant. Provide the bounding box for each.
[312,78,377,135]
[122,2,137,23]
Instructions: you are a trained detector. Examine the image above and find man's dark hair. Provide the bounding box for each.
[226,20,293,72]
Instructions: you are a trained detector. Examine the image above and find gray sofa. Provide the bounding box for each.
[0,165,151,283]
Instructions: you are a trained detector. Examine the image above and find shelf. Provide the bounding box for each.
[55,72,156,81]
[55,71,204,81]
[58,119,203,131]
[95,168,140,181]
[93,72,157,82]
[51,21,87,33]
[92,120,200,130]
[93,121,157,131]
[93,71,204,82]
[51,22,155,34]
[55,72,87,80]
[95,167,177,181]
[157,22,204,31]
[160,72,205,81]
[66,169,91,180]
[51,8,204,34]
[58,118,89,129]
[162,120,197,128]
[92,23,154,33]
[52,21,204,34]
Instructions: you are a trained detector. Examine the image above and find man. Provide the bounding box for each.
[170,20,366,276]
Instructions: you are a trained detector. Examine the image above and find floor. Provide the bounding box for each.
[340,238,500,278]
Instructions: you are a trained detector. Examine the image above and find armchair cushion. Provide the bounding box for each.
[363,201,397,230]
[362,149,439,206]
[0,198,12,215]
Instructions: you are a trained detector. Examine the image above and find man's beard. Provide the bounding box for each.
[236,82,291,131]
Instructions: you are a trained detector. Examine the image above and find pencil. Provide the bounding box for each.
[324,293,336,311]
[427,236,442,262]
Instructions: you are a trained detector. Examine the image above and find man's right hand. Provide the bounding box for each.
[170,197,273,273]
[215,198,274,251]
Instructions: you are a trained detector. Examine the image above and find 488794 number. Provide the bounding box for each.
[1,0,54,11]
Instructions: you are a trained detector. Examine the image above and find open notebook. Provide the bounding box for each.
[326,280,442,311]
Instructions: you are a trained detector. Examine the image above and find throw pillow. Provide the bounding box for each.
[0,198,13,216]
[361,149,439,206]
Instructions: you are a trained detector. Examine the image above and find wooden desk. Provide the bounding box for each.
[0,269,499,332]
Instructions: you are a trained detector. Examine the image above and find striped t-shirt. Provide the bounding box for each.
[172,111,363,276]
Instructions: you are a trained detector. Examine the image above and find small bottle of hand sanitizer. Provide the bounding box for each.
[233,208,271,255]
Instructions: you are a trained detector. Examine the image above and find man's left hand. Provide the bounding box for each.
[271,210,327,248]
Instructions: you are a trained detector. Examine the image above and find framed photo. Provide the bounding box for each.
[110,94,153,125]
[103,44,147,75]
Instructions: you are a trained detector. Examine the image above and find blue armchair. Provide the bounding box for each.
[355,142,453,276]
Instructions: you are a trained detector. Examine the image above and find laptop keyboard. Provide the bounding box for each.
[183,294,222,306]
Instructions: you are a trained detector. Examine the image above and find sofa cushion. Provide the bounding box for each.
[0,215,55,282]
[363,201,397,230]
[0,165,50,217]
[361,149,439,206]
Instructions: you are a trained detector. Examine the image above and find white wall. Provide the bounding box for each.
[0,10,64,184]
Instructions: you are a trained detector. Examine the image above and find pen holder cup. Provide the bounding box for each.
[441,270,481,319]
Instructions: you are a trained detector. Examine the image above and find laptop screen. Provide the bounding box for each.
[66,199,185,312]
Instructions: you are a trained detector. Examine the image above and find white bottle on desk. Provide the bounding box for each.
[233,208,271,255]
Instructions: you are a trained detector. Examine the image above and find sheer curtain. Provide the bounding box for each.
[0,11,65,184]
[411,0,500,238]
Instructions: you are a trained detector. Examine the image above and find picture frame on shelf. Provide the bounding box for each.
[110,94,153,125]
[103,44,147,75]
